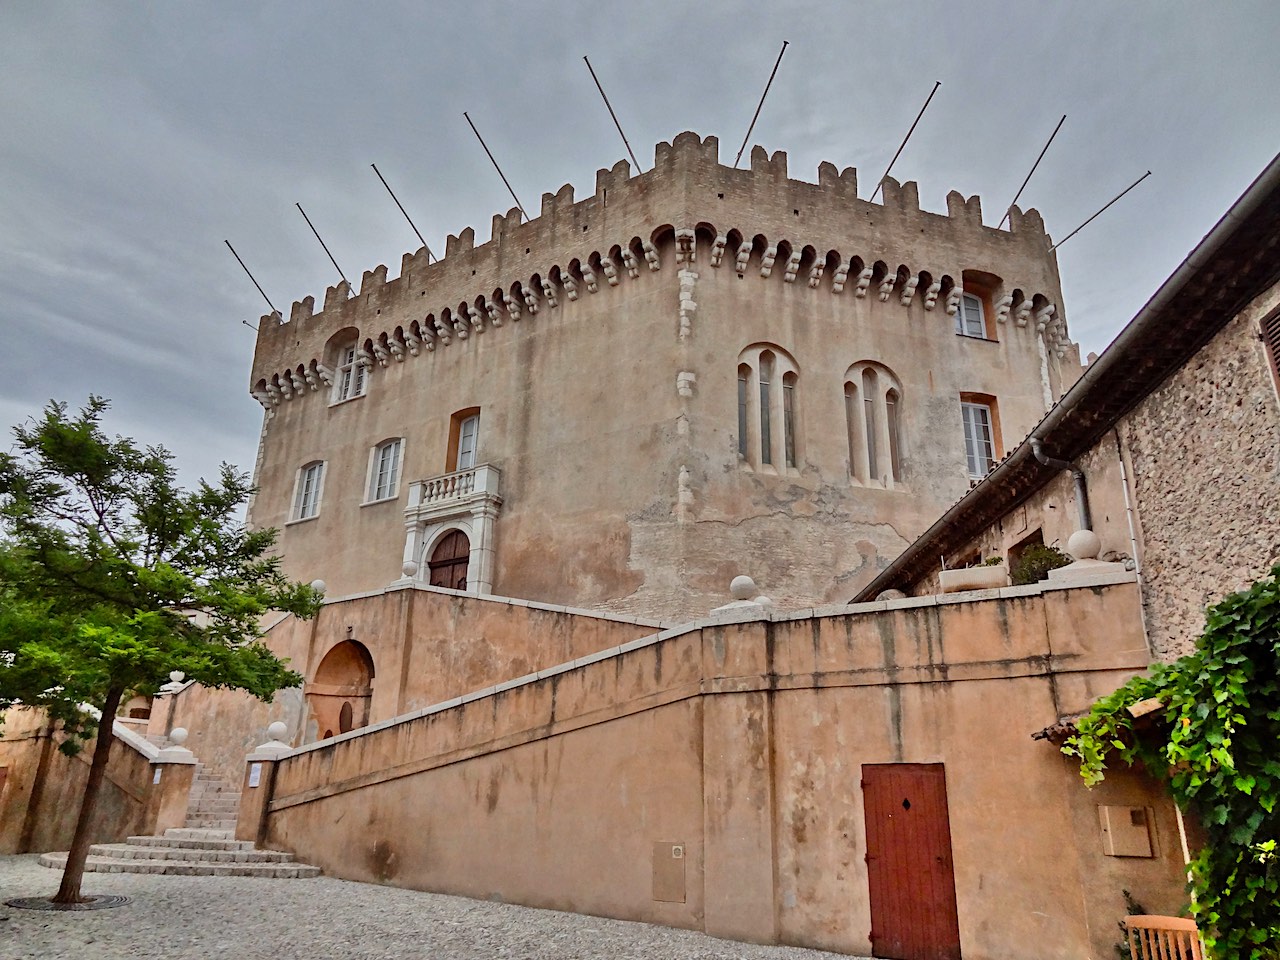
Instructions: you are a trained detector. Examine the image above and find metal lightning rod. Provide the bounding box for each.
[1048,170,1152,252]
[224,240,280,318]
[734,41,789,169]
[371,163,436,263]
[295,203,352,292]
[463,111,528,221]
[998,114,1066,230]
[870,80,941,202]
[583,56,641,172]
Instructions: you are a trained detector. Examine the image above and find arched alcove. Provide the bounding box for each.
[307,639,375,741]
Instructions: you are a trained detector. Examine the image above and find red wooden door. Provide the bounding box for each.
[862,763,962,960]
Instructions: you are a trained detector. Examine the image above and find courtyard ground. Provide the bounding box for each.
[0,855,856,960]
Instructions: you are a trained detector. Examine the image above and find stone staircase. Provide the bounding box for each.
[39,764,320,878]
[185,764,240,831]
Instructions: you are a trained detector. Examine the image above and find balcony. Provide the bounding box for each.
[407,464,502,515]
[403,464,503,595]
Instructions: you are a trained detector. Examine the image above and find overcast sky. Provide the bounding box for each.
[3,2,1278,488]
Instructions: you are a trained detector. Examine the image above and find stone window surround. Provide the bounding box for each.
[737,342,801,476]
[844,361,905,490]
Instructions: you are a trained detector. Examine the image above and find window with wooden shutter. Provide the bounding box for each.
[1263,306,1280,389]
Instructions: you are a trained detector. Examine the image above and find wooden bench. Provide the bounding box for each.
[1126,915,1204,960]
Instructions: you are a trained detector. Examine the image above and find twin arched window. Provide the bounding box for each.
[737,345,800,470]
[845,363,903,487]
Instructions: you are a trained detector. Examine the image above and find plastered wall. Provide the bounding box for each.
[250,579,1186,959]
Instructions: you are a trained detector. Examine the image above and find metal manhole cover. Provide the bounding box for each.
[5,894,132,911]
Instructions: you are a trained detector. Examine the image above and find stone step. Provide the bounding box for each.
[38,852,319,878]
[185,822,237,831]
[191,801,240,813]
[126,835,255,851]
[88,843,295,863]
[165,828,235,840]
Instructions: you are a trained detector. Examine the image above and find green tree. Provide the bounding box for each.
[0,398,319,904]
[1063,567,1280,960]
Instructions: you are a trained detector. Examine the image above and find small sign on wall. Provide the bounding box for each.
[152,768,162,785]
[248,762,263,788]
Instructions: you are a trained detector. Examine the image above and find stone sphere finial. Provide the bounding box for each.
[753,594,774,609]
[168,670,185,684]
[402,560,419,579]
[1067,529,1101,561]
[169,727,188,746]
[266,721,288,742]
[310,579,327,596]
[730,575,758,601]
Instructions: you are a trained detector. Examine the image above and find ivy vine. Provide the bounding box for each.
[1063,565,1280,960]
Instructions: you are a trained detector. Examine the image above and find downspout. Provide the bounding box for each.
[1029,437,1092,531]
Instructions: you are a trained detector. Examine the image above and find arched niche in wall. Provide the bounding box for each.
[307,639,375,742]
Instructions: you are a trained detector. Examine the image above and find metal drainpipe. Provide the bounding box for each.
[1029,437,1092,531]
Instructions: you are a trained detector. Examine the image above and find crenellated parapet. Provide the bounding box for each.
[250,132,1068,404]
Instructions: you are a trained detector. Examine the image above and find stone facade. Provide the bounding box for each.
[1122,285,1280,658]
[868,282,1280,664]
[247,132,1079,622]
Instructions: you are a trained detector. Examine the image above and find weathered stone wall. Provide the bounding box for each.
[1121,284,1280,659]
[246,132,1080,624]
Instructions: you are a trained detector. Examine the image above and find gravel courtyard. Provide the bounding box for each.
[0,855,856,960]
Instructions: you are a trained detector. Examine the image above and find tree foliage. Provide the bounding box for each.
[1063,566,1280,960]
[0,397,319,901]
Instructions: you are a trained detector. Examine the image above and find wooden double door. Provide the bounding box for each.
[862,763,962,960]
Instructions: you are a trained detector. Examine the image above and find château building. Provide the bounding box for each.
[247,132,1080,621]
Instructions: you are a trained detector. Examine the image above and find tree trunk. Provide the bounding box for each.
[52,685,124,904]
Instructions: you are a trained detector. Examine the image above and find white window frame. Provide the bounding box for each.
[456,414,479,470]
[955,292,986,339]
[366,438,403,503]
[291,461,325,522]
[332,343,366,403]
[961,401,996,480]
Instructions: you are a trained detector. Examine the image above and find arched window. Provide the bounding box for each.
[429,529,470,589]
[736,344,800,471]
[845,363,904,487]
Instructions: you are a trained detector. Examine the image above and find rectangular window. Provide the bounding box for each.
[370,440,402,501]
[737,368,749,461]
[293,462,324,520]
[335,345,365,402]
[955,293,986,338]
[1263,305,1280,392]
[457,415,479,470]
[961,402,995,479]
[783,379,796,468]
